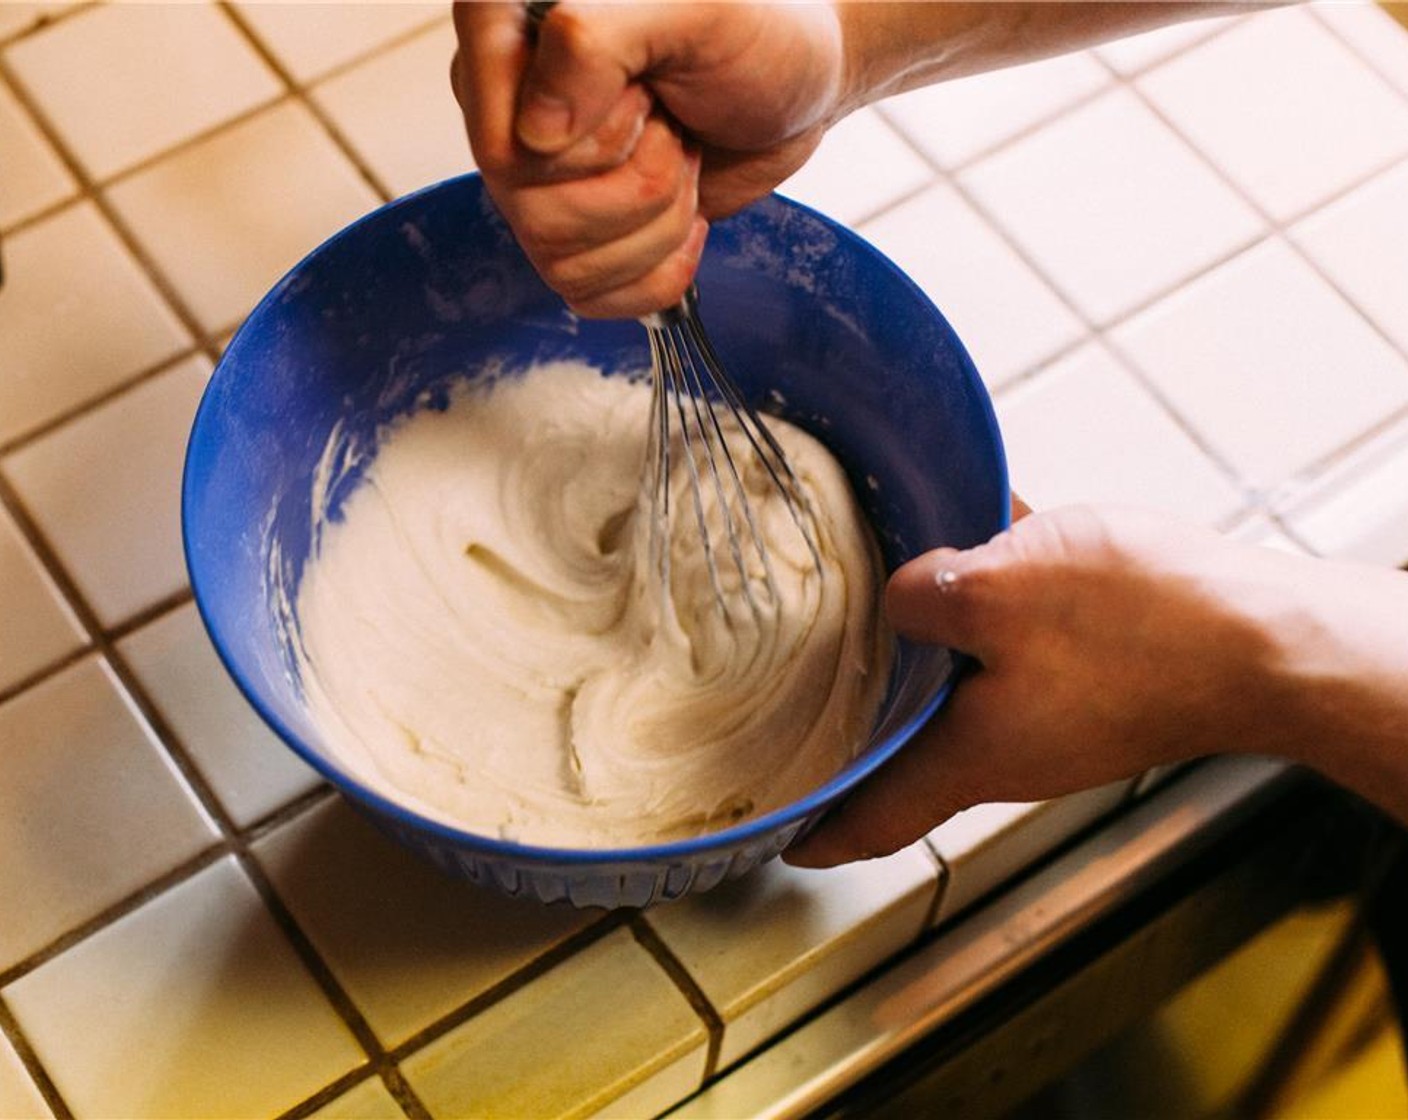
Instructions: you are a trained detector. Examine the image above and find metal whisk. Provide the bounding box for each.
[519,1,820,615]
[641,286,822,617]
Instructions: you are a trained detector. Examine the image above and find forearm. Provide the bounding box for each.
[1259,557,1408,824]
[834,2,1261,113]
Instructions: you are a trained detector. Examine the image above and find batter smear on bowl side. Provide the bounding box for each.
[293,360,892,848]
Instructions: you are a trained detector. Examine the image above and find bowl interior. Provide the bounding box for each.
[183,174,1008,857]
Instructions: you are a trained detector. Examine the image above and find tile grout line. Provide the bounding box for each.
[885,113,1264,508]
[0,53,225,376]
[917,840,952,933]
[1309,3,1408,112]
[378,1066,436,1120]
[629,914,726,1082]
[0,995,72,1119]
[98,644,408,1090]
[868,51,1262,500]
[869,11,1241,187]
[217,1,397,205]
[876,19,1408,519]
[0,342,208,461]
[4,10,633,1105]
[0,582,198,712]
[1114,61,1408,488]
[0,2,95,50]
[0,845,232,992]
[0,471,388,1110]
[383,910,633,1064]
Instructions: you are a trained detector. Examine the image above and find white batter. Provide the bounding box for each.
[293,360,891,848]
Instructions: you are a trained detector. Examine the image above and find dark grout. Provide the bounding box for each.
[0,843,232,992]
[0,996,73,1119]
[217,1,396,205]
[630,913,727,1082]
[0,1,96,51]
[0,344,208,461]
[384,910,631,1064]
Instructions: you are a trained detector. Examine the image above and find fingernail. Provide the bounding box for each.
[517,91,573,151]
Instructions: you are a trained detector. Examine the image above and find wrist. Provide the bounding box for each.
[1235,550,1408,820]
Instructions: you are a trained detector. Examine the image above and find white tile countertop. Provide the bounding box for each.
[2,3,1407,1117]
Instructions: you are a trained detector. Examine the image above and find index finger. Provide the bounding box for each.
[452,2,532,176]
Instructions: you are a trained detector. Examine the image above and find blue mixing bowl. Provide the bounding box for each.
[183,174,1007,908]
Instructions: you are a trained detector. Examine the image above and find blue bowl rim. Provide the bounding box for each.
[182,171,1010,867]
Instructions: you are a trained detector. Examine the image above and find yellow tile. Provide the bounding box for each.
[119,603,322,827]
[234,2,445,84]
[647,845,939,1069]
[254,797,597,1046]
[4,856,366,1118]
[0,656,218,971]
[310,1076,406,1120]
[0,77,75,230]
[3,357,209,627]
[0,1031,51,1120]
[0,506,85,694]
[311,18,473,198]
[5,2,281,180]
[401,927,708,1118]
[927,782,1134,926]
[0,202,190,446]
[105,101,380,334]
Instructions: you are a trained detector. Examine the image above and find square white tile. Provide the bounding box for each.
[777,107,933,226]
[0,655,218,972]
[959,86,1263,326]
[0,1032,51,1120]
[0,76,74,230]
[4,856,365,1118]
[311,1075,406,1120]
[104,101,380,335]
[4,2,282,181]
[0,505,85,694]
[311,18,472,199]
[253,797,598,1047]
[1110,237,1408,491]
[927,781,1133,927]
[0,201,190,447]
[400,926,708,1119]
[880,51,1109,170]
[1093,14,1241,76]
[1312,2,1408,99]
[646,845,938,1070]
[858,181,1085,389]
[1279,415,1408,566]
[118,603,323,828]
[1137,7,1408,223]
[1290,158,1408,356]
[3,356,210,628]
[994,341,1245,524]
[234,2,445,85]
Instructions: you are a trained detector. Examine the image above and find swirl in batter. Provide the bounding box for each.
[293,360,892,848]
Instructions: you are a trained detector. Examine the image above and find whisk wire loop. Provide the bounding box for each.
[641,286,823,618]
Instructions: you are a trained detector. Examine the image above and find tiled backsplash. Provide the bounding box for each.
[2,4,1406,1117]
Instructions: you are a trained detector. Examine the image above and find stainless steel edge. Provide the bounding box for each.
[668,755,1295,1120]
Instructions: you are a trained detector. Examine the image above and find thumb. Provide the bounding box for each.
[886,545,1006,662]
[518,6,640,153]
